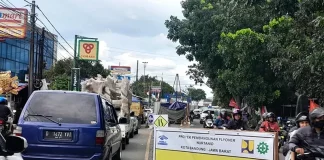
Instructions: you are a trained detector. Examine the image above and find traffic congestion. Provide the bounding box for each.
[1,0,324,160]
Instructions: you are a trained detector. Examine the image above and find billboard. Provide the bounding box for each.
[0,8,28,38]
[109,66,131,75]
[117,75,131,80]
[78,40,99,61]
[151,86,161,93]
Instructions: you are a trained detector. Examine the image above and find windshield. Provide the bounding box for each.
[23,92,97,124]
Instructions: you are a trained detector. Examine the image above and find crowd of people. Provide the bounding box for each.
[200,106,324,158]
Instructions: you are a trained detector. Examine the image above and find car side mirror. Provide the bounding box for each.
[119,117,128,124]
[5,136,28,153]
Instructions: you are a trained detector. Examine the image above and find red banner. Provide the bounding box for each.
[229,98,239,109]
[309,100,319,112]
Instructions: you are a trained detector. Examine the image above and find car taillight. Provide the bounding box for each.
[13,126,22,136]
[96,130,105,145]
[0,120,4,125]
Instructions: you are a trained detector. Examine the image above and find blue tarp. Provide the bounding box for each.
[161,101,187,110]
[132,96,140,102]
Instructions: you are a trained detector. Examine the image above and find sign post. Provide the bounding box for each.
[71,35,99,91]
[71,68,80,91]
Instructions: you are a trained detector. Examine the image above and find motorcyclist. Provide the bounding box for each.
[205,110,213,120]
[255,112,268,131]
[214,111,230,128]
[259,112,280,132]
[0,97,11,122]
[282,112,310,156]
[289,107,324,155]
[227,109,250,130]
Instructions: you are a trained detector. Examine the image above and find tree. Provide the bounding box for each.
[132,75,174,98]
[186,87,206,101]
[165,0,324,107]
[44,58,110,90]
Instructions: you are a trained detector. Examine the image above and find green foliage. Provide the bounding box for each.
[48,74,70,90]
[132,76,174,98]
[44,58,110,90]
[187,87,206,101]
[165,0,324,107]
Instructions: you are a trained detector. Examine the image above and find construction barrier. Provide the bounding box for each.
[153,127,279,160]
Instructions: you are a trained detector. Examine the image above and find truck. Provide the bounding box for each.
[81,74,133,150]
[131,95,145,126]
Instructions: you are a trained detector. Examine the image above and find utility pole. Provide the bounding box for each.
[142,62,148,106]
[28,0,36,97]
[136,60,139,81]
[160,73,163,102]
[39,28,45,79]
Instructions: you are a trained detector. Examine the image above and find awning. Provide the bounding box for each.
[17,83,28,92]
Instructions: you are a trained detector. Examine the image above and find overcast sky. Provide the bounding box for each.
[8,0,213,98]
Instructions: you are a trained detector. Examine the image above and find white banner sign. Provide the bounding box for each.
[153,127,276,160]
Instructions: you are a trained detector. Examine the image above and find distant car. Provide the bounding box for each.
[15,90,122,160]
[193,109,201,118]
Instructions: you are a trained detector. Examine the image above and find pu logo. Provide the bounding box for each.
[241,140,254,154]
[83,43,94,54]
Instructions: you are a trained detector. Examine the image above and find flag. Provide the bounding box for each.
[309,100,319,112]
[260,106,267,115]
[229,98,239,109]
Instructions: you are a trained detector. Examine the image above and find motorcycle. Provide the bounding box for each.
[0,110,15,137]
[279,128,288,148]
[290,141,324,160]
[203,119,214,128]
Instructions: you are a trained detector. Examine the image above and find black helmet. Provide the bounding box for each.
[295,112,309,127]
[266,112,275,119]
[309,107,324,124]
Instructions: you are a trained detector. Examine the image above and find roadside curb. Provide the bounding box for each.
[145,129,153,160]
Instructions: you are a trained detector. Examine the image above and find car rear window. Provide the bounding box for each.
[23,92,97,124]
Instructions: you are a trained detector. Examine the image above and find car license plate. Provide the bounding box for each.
[44,130,73,140]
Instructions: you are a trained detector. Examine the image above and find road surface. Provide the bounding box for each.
[122,126,151,160]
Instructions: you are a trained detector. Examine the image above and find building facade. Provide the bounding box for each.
[0,25,58,82]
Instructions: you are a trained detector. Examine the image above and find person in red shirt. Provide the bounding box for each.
[259,112,280,132]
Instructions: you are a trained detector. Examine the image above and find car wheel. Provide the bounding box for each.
[134,129,138,134]
[130,130,134,138]
[126,136,130,144]
[122,139,126,150]
[113,145,122,160]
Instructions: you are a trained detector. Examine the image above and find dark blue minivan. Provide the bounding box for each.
[16,90,122,160]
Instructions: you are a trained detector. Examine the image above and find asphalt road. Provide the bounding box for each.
[122,126,151,160]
